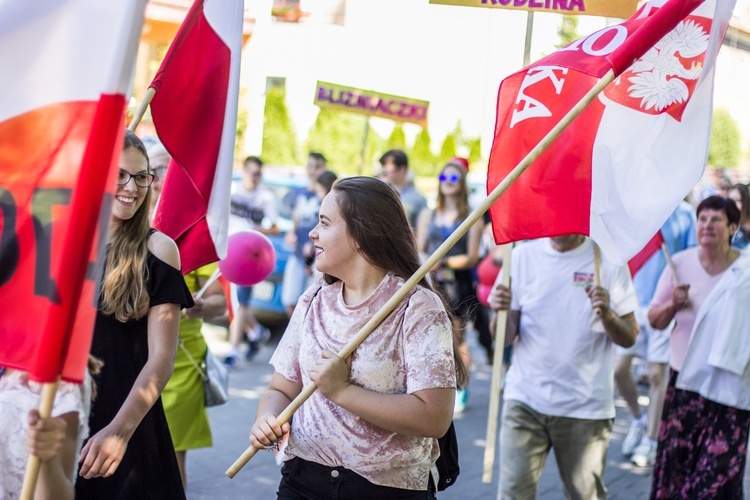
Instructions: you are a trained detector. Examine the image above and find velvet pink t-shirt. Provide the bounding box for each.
[270,273,456,491]
[650,247,725,371]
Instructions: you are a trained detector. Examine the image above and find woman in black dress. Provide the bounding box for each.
[75,130,192,499]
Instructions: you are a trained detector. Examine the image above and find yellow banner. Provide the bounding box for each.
[429,0,637,18]
[314,81,429,127]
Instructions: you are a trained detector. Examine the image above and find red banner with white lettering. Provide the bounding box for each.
[0,1,146,383]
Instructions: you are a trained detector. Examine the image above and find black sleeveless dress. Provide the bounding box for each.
[75,250,193,500]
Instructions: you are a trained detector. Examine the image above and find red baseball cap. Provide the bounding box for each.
[449,157,469,171]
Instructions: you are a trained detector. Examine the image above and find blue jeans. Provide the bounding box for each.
[277,457,435,500]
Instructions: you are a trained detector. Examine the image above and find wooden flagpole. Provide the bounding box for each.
[128,87,156,132]
[593,241,603,316]
[225,68,617,478]
[20,380,60,500]
[482,243,513,483]
[194,268,222,301]
[661,242,679,284]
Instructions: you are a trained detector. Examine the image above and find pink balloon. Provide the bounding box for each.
[477,256,501,286]
[218,231,276,286]
[477,283,492,306]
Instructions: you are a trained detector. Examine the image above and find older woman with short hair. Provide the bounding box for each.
[648,195,750,499]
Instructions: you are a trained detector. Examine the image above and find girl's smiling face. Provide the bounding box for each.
[112,147,150,223]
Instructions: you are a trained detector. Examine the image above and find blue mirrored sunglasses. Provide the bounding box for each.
[439,173,460,184]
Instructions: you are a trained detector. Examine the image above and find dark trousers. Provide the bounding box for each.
[277,457,436,500]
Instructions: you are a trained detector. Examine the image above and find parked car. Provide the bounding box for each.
[231,169,308,329]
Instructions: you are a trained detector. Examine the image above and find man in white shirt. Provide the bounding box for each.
[378,149,426,231]
[489,235,638,499]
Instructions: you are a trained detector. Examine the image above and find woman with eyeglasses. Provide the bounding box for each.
[416,161,484,413]
[75,130,193,499]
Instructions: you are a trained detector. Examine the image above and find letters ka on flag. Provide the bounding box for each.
[488,0,736,265]
[151,0,244,274]
[0,0,146,383]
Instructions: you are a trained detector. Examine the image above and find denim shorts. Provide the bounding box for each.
[236,285,253,307]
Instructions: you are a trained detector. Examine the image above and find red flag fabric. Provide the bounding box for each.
[0,0,146,383]
[628,231,665,277]
[150,0,244,274]
[488,0,735,265]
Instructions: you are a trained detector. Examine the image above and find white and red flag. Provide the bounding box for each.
[488,0,735,264]
[628,231,665,277]
[0,0,146,383]
[150,0,244,274]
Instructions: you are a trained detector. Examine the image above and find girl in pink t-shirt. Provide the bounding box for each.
[250,177,467,498]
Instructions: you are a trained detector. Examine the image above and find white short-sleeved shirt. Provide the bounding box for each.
[270,273,456,491]
[499,238,637,420]
[228,184,278,235]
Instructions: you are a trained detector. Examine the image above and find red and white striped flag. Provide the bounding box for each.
[0,0,146,383]
[628,231,665,277]
[488,0,735,265]
[150,0,244,274]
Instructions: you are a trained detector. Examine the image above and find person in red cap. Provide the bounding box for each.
[448,157,469,172]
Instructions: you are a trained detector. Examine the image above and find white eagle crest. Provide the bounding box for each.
[626,20,710,112]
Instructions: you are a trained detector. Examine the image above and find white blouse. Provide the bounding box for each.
[0,369,91,499]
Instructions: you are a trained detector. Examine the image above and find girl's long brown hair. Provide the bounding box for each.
[325,176,468,388]
[99,130,152,322]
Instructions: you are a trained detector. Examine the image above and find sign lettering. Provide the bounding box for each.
[429,0,637,18]
[314,81,429,127]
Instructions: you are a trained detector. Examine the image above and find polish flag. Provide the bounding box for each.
[488,0,735,265]
[628,231,665,277]
[150,0,244,274]
[0,0,146,383]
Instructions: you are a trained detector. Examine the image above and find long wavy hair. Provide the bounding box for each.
[435,162,470,220]
[99,130,152,322]
[325,176,469,388]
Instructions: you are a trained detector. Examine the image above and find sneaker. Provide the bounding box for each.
[622,418,646,457]
[454,388,468,414]
[222,352,240,368]
[631,438,657,467]
[247,325,271,344]
[245,340,261,361]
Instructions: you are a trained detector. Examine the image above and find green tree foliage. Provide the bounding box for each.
[262,87,299,165]
[305,108,382,175]
[467,137,482,167]
[438,122,464,166]
[556,15,579,48]
[410,127,437,177]
[386,124,407,151]
[708,108,741,169]
[235,87,249,158]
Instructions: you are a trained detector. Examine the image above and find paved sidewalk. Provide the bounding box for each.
[187,324,749,499]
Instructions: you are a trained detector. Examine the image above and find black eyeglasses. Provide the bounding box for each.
[439,173,461,184]
[117,170,155,188]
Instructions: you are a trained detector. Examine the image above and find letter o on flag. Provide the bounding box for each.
[582,26,627,56]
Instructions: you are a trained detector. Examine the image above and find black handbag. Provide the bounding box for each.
[435,421,460,490]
